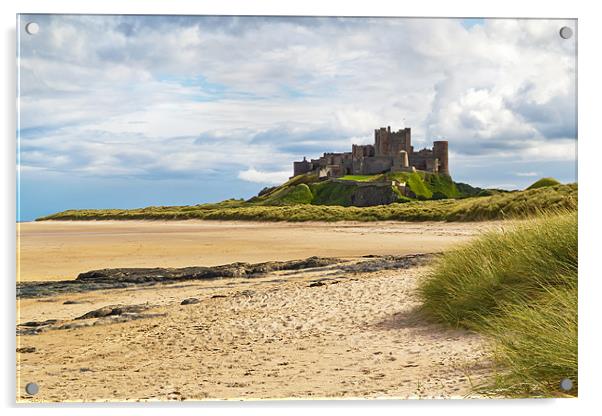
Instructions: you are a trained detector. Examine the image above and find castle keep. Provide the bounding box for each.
[293,126,449,178]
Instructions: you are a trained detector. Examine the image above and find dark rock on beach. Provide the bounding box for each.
[75,304,150,320]
[18,303,166,336]
[308,278,340,288]
[17,319,61,336]
[337,254,434,274]
[76,256,338,284]
[16,254,434,301]
[19,319,59,327]
[180,298,200,305]
[17,256,340,299]
[63,300,87,305]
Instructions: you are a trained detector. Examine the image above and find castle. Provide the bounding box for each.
[293,126,449,178]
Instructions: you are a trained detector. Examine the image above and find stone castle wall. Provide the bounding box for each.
[293,126,449,178]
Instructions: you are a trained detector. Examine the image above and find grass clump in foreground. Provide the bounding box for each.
[418,212,577,397]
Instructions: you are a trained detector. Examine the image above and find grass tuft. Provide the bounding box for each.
[482,284,577,397]
[418,211,577,397]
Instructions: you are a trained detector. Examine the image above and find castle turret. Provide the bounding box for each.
[433,141,449,176]
[399,150,409,168]
[293,156,312,176]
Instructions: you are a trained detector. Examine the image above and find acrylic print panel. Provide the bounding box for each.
[16,14,577,402]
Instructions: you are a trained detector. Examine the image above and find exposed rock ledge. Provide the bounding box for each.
[17,254,433,299]
[17,257,340,299]
[76,256,338,284]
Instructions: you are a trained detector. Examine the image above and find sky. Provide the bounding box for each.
[17,15,577,221]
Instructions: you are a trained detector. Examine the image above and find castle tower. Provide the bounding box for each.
[374,127,389,157]
[375,126,411,157]
[402,128,411,152]
[433,141,449,175]
[293,156,312,176]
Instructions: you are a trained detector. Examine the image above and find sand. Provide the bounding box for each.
[17,220,495,282]
[17,260,492,402]
[16,220,499,402]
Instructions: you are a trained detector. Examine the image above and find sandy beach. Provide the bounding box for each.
[17,220,498,401]
[17,220,494,282]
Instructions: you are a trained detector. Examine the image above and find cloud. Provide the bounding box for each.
[515,172,539,177]
[17,15,577,203]
[238,168,290,185]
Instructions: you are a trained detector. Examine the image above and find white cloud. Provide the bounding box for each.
[18,15,577,186]
[515,172,539,177]
[238,168,290,185]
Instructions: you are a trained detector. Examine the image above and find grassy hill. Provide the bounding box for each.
[38,182,577,223]
[248,171,468,207]
[527,177,561,190]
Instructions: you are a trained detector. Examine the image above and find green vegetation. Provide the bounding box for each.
[338,174,382,182]
[240,171,509,208]
[309,181,359,206]
[444,183,575,221]
[38,183,577,223]
[384,171,459,200]
[423,172,460,199]
[405,171,433,199]
[527,177,561,190]
[418,212,577,397]
[257,183,314,206]
[252,171,463,206]
[453,182,484,198]
[250,172,410,207]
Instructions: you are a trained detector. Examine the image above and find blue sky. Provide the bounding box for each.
[17,15,576,221]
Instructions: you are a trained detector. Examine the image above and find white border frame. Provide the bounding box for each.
[2,1,599,415]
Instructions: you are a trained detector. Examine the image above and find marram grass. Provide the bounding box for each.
[37,183,577,222]
[482,284,577,397]
[418,211,577,397]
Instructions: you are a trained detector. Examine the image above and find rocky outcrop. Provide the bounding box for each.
[349,185,400,207]
[76,256,338,284]
[337,253,434,273]
[16,254,434,300]
[17,303,166,336]
[17,256,340,299]
[75,304,149,320]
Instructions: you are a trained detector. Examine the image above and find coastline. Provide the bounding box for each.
[17,220,498,282]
